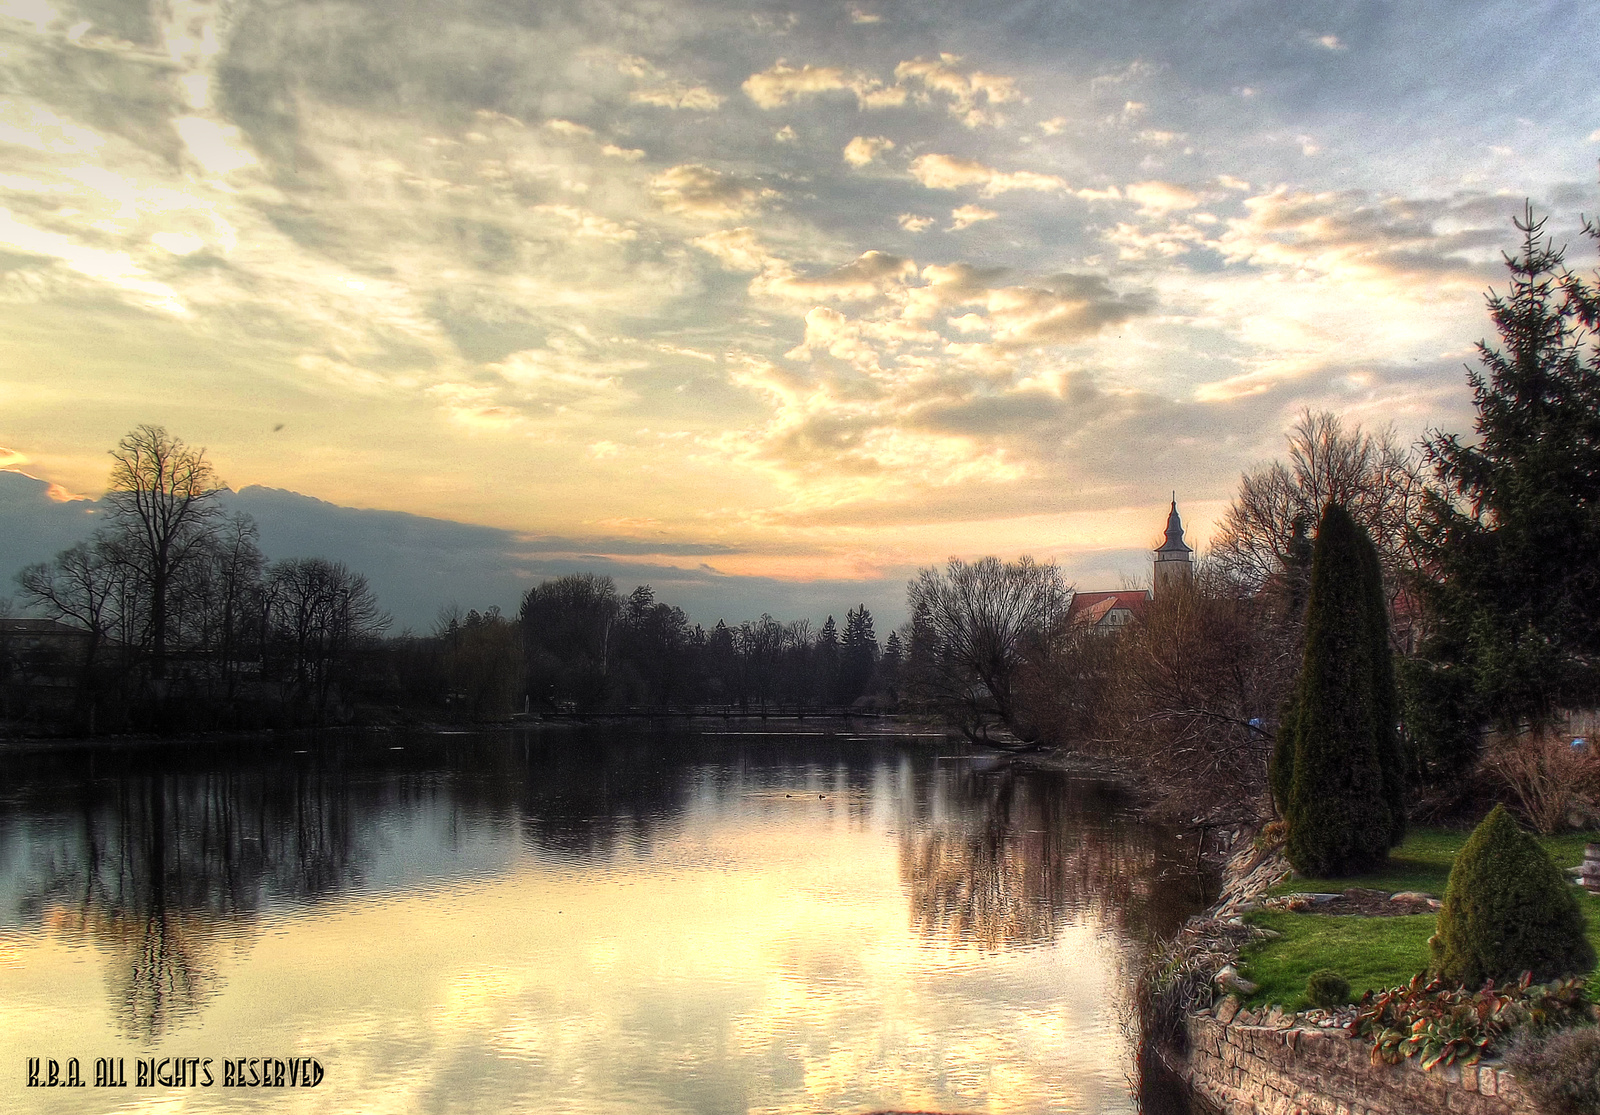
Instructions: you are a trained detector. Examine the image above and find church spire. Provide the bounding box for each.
[1153,496,1193,595]
[1157,495,1192,556]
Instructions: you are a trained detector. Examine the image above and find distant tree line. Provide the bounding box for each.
[506,577,891,715]
[0,427,899,729]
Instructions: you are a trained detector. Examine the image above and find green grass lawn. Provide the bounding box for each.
[1237,827,1600,1011]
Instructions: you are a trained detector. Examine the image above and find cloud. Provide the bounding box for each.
[1089,59,1157,90]
[629,83,725,111]
[898,214,936,232]
[1125,180,1200,214]
[843,135,896,167]
[0,98,104,155]
[699,251,1157,514]
[1217,187,1504,284]
[692,227,773,273]
[742,62,905,110]
[0,208,186,315]
[893,55,1023,128]
[908,154,1066,196]
[979,275,1152,346]
[540,119,588,137]
[1309,33,1346,50]
[530,205,638,242]
[1103,219,1208,260]
[754,250,918,304]
[174,117,259,176]
[948,204,997,231]
[650,164,776,220]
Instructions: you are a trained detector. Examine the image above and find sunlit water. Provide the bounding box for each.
[0,723,1207,1114]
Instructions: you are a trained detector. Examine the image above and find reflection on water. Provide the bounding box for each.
[0,725,1206,1114]
[901,767,1187,952]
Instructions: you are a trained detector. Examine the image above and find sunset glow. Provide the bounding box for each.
[2,0,1597,620]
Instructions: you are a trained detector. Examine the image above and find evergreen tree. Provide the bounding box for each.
[1430,804,1594,986]
[1283,503,1404,876]
[816,615,839,702]
[1413,207,1600,733]
[880,630,903,701]
[1360,524,1407,847]
[839,605,878,704]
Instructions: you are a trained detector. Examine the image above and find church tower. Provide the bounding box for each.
[1154,496,1193,596]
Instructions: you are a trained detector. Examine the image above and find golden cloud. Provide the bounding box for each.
[650,164,776,220]
[908,154,1066,196]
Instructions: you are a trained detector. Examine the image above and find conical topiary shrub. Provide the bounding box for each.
[1430,804,1595,986]
[1282,503,1402,876]
[1358,523,1406,849]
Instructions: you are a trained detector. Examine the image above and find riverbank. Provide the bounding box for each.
[1154,832,1575,1115]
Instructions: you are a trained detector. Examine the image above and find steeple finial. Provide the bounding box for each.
[1157,497,1192,555]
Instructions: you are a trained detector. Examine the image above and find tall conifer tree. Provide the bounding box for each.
[1283,503,1404,876]
[1414,208,1600,732]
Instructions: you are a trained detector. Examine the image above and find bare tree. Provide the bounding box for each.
[1099,568,1291,825]
[15,536,130,686]
[105,426,225,678]
[904,556,1070,742]
[171,514,265,698]
[266,558,389,719]
[1209,409,1427,652]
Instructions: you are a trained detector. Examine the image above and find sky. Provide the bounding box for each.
[2,0,1598,629]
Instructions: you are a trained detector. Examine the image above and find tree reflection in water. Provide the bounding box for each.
[10,754,368,1041]
[899,763,1198,950]
[0,727,1210,1075]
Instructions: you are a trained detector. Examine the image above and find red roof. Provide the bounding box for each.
[1068,589,1151,625]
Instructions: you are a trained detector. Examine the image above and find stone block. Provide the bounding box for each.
[1462,1064,1477,1093]
[1218,996,1243,1025]
[1477,1067,1495,1097]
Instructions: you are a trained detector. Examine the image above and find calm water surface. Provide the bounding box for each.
[0,723,1207,1114]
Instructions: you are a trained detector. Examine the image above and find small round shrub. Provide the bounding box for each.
[1306,969,1352,1010]
[1507,1026,1600,1115]
[1430,804,1596,986]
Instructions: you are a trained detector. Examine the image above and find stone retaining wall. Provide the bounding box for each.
[1177,998,1533,1115]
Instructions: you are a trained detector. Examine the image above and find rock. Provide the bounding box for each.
[1216,965,1260,996]
[1216,995,1242,1025]
[1390,891,1437,902]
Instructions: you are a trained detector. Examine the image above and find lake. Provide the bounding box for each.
[0,722,1208,1114]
